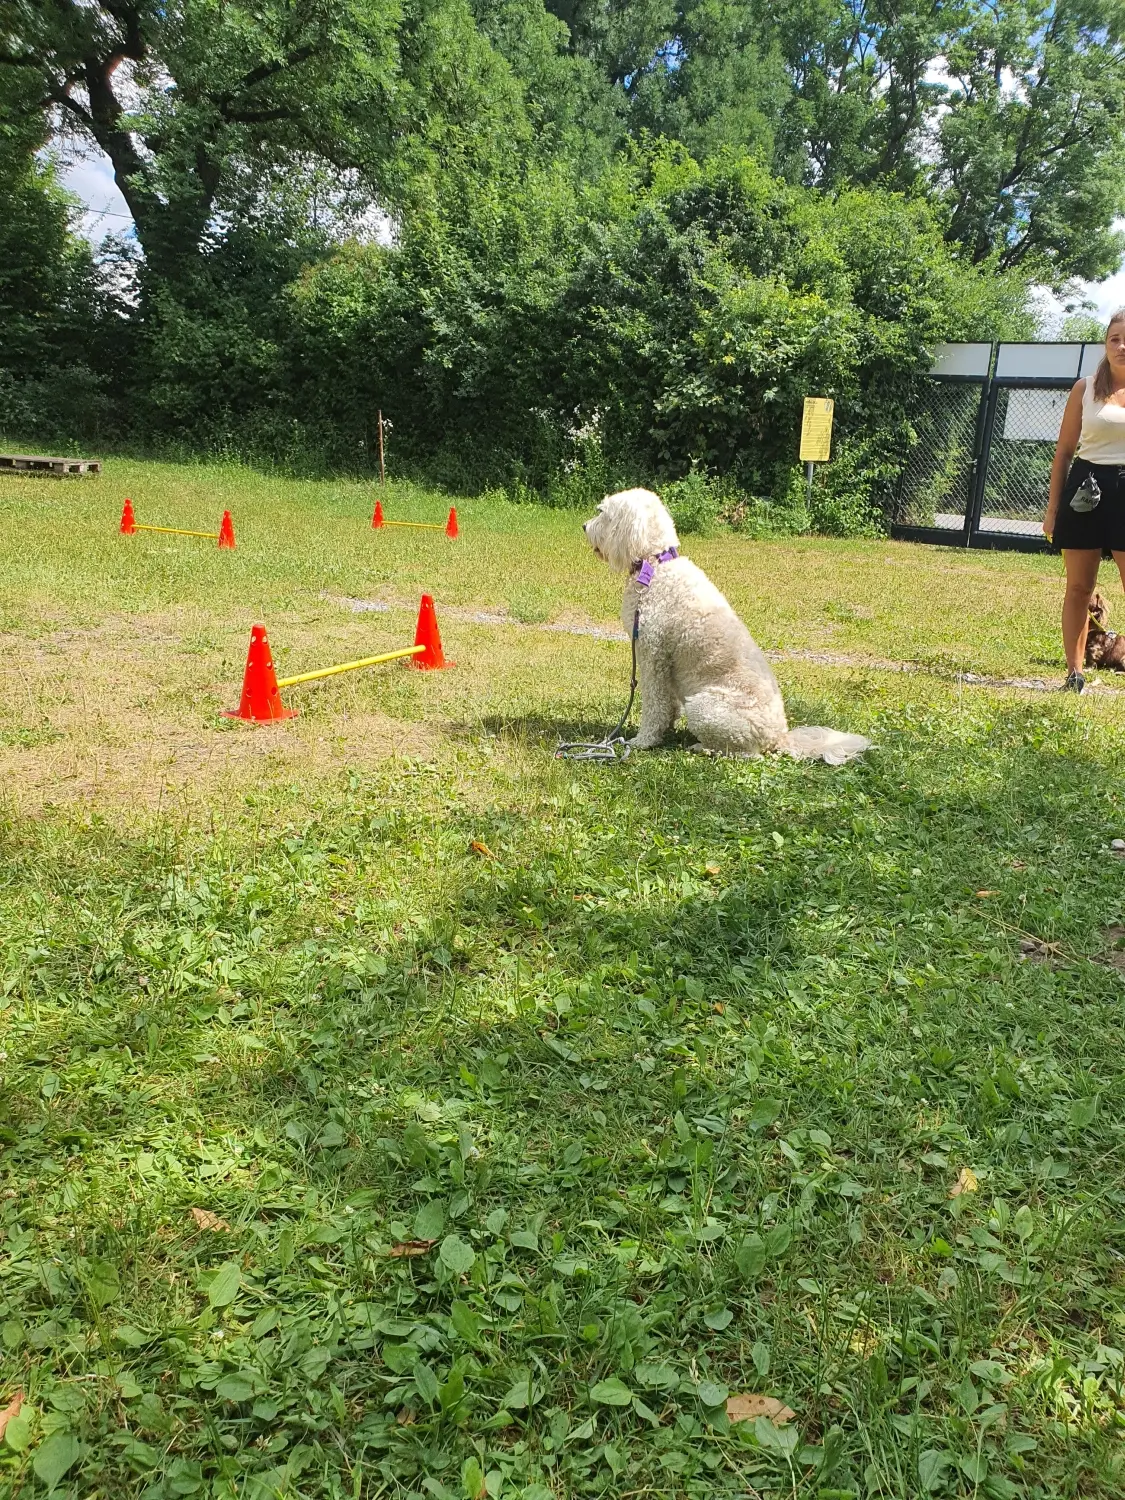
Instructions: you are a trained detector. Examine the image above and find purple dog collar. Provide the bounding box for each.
[632,547,678,587]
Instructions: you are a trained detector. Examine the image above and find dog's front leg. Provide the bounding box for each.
[629,650,677,749]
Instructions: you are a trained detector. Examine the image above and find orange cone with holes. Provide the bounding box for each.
[372,499,385,529]
[445,506,459,539]
[217,510,236,549]
[223,625,297,721]
[119,498,136,534]
[412,594,446,669]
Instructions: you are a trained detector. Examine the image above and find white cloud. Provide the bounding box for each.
[1033,219,1125,333]
[48,142,135,240]
[1077,229,1125,320]
[45,142,397,249]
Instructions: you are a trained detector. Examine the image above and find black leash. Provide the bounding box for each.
[556,609,640,762]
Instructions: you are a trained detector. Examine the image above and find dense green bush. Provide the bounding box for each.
[266,146,1029,528]
[661,469,726,534]
[1,132,1030,534]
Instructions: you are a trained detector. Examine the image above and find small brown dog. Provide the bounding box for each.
[1085,592,1125,670]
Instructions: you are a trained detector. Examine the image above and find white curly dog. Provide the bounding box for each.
[584,488,871,763]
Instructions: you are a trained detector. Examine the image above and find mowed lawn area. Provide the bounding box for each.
[2,458,1125,1500]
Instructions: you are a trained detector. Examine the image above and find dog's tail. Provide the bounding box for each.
[780,726,872,765]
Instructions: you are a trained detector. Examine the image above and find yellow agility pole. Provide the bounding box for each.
[133,523,219,539]
[119,499,237,548]
[372,503,460,538]
[275,643,424,688]
[225,598,446,720]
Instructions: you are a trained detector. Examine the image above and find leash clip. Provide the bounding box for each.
[555,735,632,763]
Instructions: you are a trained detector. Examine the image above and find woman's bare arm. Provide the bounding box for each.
[1045,380,1084,534]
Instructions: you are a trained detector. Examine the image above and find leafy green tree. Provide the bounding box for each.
[282,142,1030,524]
[761,0,1125,282]
[1,0,604,444]
[761,0,946,191]
[0,0,533,277]
[624,2,784,162]
[935,0,1125,280]
[0,132,81,374]
[546,0,676,86]
[1060,311,1108,341]
[468,0,621,159]
[0,79,119,440]
[545,2,784,159]
[549,0,1125,285]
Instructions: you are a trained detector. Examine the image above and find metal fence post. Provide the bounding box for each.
[966,380,999,543]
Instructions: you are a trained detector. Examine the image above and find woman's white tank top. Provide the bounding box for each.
[1076,375,1125,463]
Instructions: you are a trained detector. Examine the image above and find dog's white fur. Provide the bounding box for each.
[583,488,870,763]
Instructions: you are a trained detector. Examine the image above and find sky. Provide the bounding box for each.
[55,145,1125,329]
[54,140,394,249]
[1081,246,1125,323]
[57,145,135,239]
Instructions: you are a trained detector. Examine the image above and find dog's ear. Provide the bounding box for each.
[594,488,679,570]
[618,489,678,562]
[615,500,660,568]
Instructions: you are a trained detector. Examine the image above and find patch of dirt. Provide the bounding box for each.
[1098,925,1125,973]
[1020,925,1125,974]
[1018,937,1065,967]
[0,712,440,813]
[327,592,628,639]
[0,610,442,812]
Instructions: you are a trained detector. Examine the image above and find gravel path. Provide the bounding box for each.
[325,594,1124,695]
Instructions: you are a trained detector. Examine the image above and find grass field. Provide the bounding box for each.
[2,458,1125,1500]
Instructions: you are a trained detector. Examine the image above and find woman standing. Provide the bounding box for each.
[1045,312,1125,691]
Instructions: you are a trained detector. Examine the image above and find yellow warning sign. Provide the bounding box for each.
[800,397,834,463]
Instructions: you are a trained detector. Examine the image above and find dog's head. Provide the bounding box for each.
[583,488,679,573]
[1090,591,1110,633]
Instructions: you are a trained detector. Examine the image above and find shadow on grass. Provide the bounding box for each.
[477,712,615,747]
[2,701,1125,1496]
[477,712,706,752]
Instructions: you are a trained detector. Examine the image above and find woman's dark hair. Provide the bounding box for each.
[1093,310,1125,401]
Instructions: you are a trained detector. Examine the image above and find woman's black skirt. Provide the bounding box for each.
[1053,458,1125,556]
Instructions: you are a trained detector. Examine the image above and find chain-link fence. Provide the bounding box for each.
[891,341,1103,551]
[976,386,1062,538]
[891,381,982,533]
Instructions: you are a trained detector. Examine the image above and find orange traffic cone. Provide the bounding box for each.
[445,506,459,539]
[223,625,297,721]
[217,510,236,549]
[120,498,136,535]
[372,499,385,529]
[412,594,447,669]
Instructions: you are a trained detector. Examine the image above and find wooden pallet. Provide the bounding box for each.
[0,453,102,477]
